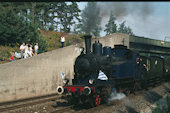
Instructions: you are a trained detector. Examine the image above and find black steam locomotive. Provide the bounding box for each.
[57,35,170,107]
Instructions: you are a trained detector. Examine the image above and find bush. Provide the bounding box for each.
[0,45,19,61]
[35,33,49,53]
[40,30,83,50]
[40,30,61,51]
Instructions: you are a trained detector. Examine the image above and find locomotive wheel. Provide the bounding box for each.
[89,95,101,107]
[95,95,101,106]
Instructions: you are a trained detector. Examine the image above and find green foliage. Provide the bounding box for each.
[0,4,24,45]
[73,23,84,34]
[30,2,81,32]
[0,2,83,34]
[117,21,134,35]
[40,31,61,51]
[35,33,49,53]
[0,3,49,53]
[104,12,117,35]
[40,30,83,50]
[0,46,19,61]
[59,2,81,33]
[65,35,83,46]
[0,2,83,64]
[80,2,102,36]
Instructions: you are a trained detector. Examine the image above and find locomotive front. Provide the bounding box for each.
[56,35,112,107]
[73,35,100,84]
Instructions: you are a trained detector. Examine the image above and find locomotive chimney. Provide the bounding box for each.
[84,35,92,54]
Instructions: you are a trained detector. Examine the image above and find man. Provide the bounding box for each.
[34,43,39,55]
[20,43,25,59]
[60,36,65,48]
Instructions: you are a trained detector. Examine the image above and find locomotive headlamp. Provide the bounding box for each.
[57,86,64,95]
[89,79,94,84]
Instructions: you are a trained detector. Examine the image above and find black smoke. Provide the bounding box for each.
[97,2,155,21]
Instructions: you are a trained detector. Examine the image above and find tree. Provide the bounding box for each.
[104,12,117,35]
[73,23,84,34]
[0,3,48,53]
[48,2,58,31]
[80,2,102,36]
[54,2,81,33]
[0,5,28,45]
[117,21,134,35]
[118,21,126,33]
[126,26,134,35]
[0,2,84,52]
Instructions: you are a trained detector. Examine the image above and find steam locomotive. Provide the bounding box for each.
[57,35,170,107]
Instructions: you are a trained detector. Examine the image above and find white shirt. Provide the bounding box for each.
[61,37,65,42]
[20,45,25,50]
[25,46,28,53]
[34,45,38,50]
[97,70,108,80]
[29,47,33,53]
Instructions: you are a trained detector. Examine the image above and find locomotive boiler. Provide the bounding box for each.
[57,35,170,107]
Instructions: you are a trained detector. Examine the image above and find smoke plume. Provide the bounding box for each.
[107,89,126,104]
[97,2,155,21]
[80,2,169,40]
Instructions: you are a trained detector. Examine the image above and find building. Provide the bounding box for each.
[130,35,170,59]
[104,33,170,59]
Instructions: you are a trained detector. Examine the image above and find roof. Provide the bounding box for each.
[130,35,170,48]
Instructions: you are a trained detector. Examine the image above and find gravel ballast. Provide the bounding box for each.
[3,82,170,113]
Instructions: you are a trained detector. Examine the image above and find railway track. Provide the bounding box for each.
[0,93,62,112]
[52,83,166,113]
[51,105,74,113]
[0,82,168,113]
[51,102,117,113]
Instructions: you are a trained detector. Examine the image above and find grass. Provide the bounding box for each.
[40,30,83,51]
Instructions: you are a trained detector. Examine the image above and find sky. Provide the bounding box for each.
[77,2,170,41]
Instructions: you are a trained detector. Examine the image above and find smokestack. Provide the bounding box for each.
[84,35,92,54]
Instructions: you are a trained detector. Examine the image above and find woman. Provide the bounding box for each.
[28,44,33,57]
[24,44,29,58]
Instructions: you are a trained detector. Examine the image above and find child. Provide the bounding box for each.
[10,52,15,62]
[34,43,39,55]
